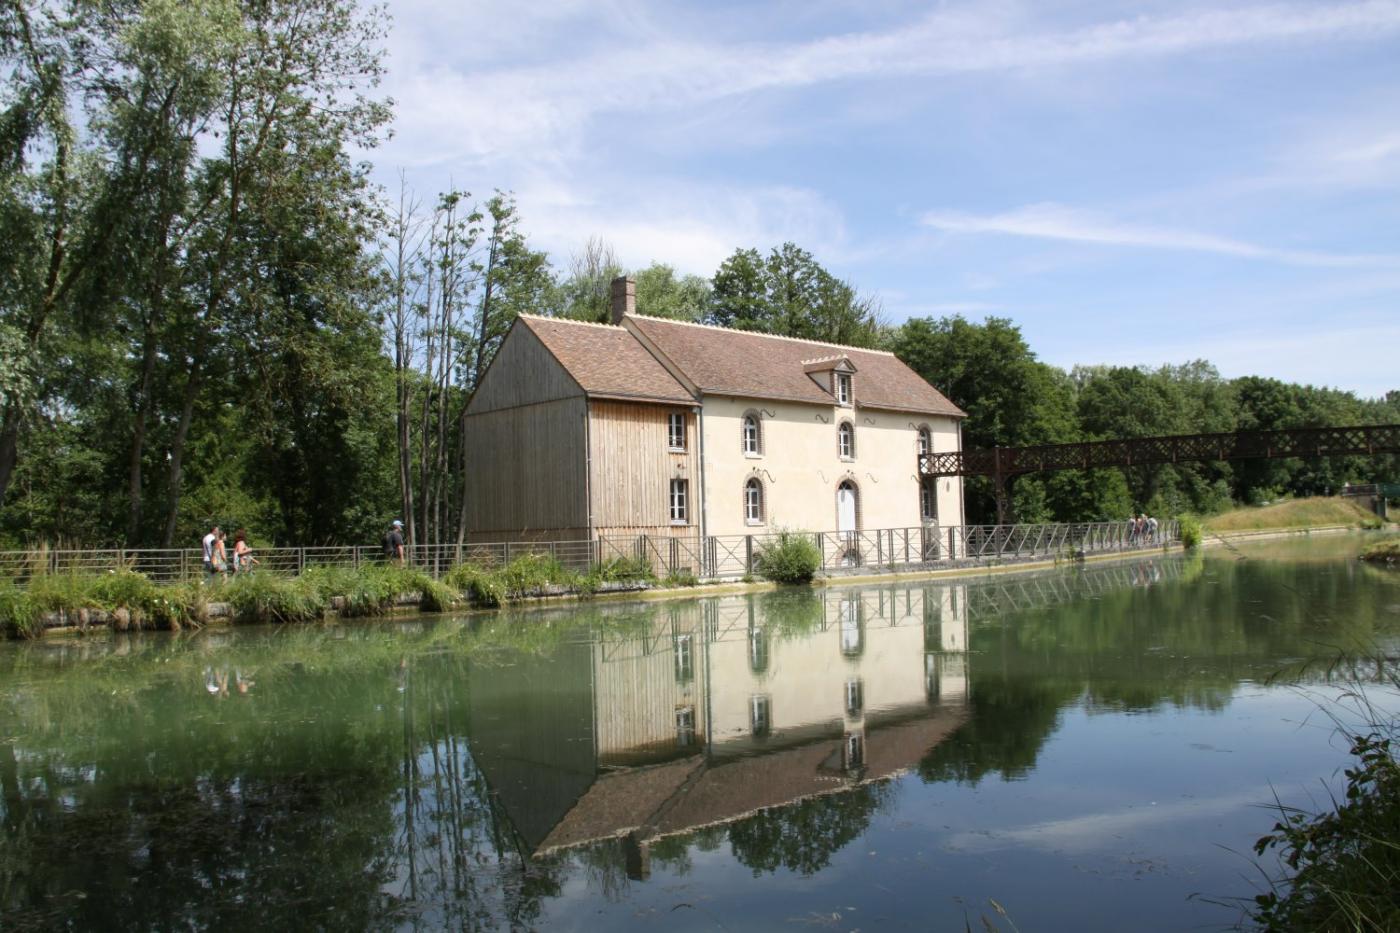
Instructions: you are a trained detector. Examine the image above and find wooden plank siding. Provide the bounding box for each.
[466,321,583,415]
[588,400,699,539]
[463,396,590,541]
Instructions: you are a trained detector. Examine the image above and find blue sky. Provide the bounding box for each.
[371,0,1400,398]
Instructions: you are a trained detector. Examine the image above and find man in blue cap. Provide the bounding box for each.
[383,519,405,565]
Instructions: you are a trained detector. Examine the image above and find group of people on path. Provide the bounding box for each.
[201,524,259,580]
[1128,513,1159,544]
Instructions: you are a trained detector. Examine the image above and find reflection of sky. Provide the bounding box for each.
[532,687,1377,932]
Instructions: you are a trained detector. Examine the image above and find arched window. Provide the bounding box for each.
[744,477,765,525]
[838,421,855,459]
[742,412,762,456]
[917,425,931,456]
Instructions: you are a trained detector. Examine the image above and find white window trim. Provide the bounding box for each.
[669,478,689,525]
[667,411,686,451]
[744,477,765,526]
[835,372,852,405]
[742,413,762,458]
[838,421,856,460]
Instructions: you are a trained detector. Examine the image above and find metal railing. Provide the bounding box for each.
[0,520,1178,587]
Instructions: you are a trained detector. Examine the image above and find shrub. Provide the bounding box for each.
[90,569,158,609]
[754,530,821,584]
[1179,514,1203,550]
[1252,729,1400,930]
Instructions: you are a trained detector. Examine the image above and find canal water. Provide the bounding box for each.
[2,536,1397,930]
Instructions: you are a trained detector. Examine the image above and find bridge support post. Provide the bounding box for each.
[992,447,1013,525]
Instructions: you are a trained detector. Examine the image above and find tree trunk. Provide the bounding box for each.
[161,352,202,547]
[126,316,160,545]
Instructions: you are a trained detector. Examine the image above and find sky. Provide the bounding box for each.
[369,0,1400,398]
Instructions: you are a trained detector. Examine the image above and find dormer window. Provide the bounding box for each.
[836,372,852,405]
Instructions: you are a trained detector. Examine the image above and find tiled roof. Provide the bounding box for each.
[519,315,694,405]
[627,315,965,417]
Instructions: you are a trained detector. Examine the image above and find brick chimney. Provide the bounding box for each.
[609,275,635,324]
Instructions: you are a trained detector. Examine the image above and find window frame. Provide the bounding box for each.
[835,371,852,405]
[669,478,689,525]
[750,695,772,737]
[744,477,765,526]
[838,420,856,460]
[917,424,931,456]
[667,411,686,451]
[741,412,762,457]
[920,477,938,522]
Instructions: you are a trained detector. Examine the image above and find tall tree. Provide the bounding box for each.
[708,243,882,346]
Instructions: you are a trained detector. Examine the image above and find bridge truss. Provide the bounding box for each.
[918,423,1400,524]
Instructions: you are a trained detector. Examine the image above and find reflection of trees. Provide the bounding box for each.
[920,550,1400,787]
[726,783,890,876]
[0,631,567,930]
[919,678,1072,784]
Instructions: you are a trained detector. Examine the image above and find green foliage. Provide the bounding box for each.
[1361,538,1400,562]
[1179,514,1203,549]
[222,573,327,625]
[754,531,821,584]
[0,579,41,638]
[1252,729,1400,930]
[444,563,506,608]
[662,569,700,588]
[633,263,710,322]
[708,243,883,347]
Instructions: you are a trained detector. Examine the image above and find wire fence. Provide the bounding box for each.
[0,520,1178,587]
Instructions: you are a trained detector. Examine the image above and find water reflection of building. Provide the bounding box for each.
[466,584,969,876]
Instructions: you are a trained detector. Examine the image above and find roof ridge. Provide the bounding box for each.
[519,313,624,331]
[626,313,895,356]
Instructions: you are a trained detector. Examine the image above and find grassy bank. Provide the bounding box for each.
[1360,538,1400,563]
[0,554,669,639]
[1203,497,1383,533]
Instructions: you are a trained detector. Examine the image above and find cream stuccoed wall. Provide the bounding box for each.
[699,395,964,539]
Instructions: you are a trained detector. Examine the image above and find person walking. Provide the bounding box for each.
[201,524,221,581]
[232,528,259,573]
[383,519,405,565]
[213,529,230,578]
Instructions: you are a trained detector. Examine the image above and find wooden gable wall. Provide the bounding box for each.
[463,323,589,541]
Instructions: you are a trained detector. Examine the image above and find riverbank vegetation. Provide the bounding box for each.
[0,553,676,638]
[1250,666,1400,931]
[1360,539,1400,563]
[1203,497,1384,533]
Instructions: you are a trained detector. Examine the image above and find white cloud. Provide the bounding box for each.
[920,203,1399,267]
[511,176,851,275]
[380,0,1400,170]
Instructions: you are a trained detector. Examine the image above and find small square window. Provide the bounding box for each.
[667,412,686,450]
